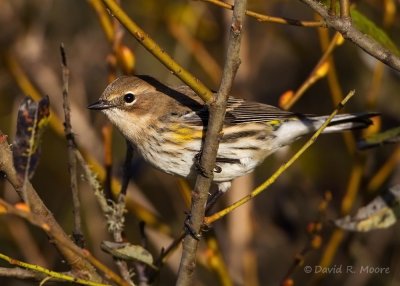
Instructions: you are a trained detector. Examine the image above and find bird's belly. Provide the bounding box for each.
[136,135,272,182]
[137,138,199,179]
[212,157,259,182]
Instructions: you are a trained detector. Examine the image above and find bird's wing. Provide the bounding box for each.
[225,97,295,123]
[175,96,296,125]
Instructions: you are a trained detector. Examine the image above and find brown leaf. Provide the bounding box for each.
[12,96,50,181]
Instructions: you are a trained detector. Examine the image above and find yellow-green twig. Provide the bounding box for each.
[201,0,326,27]
[205,90,356,224]
[101,0,214,103]
[0,252,110,286]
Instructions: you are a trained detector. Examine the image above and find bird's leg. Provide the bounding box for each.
[205,181,231,214]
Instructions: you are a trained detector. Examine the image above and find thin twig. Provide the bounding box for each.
[176,0,247,285]
[135,222,150,286]
[201,0,326,27]
[111,140,135,285]
[0,253,109,286]
[205,90,356,225]
[101,125,113,200]
[60,44,85,248]
[339,0,350,18]
[0,267,46,281]
[299,0,400,72]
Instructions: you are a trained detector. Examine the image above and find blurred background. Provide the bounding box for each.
[1,0,400,285]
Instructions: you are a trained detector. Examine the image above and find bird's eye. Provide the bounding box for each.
[123,93,136,104]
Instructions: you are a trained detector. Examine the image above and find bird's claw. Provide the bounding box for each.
[194,152,213,178]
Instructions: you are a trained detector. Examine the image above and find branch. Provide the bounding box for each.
[0,254,109,286]
[60,44,85,248]
[299,0,400,72]
[201,0,325,27]
[0,267,46,281]
[111,141,135,285]
[0,131,101,281]
[176,0,247,285]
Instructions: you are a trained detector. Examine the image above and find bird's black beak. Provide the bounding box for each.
[87,100,114,110]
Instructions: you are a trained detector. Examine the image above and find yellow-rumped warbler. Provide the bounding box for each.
[88,75,376,193]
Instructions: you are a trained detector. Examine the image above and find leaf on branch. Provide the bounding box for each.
[351,9,400,57]
[101,241,157,269]
[357,126,400,149]
[12,96,50,181]
[335,185,400,232]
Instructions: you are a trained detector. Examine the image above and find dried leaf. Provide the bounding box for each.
[101,241,157,269]
[358,125,400,149]
[335,185,400,232]
[12,96,50,181]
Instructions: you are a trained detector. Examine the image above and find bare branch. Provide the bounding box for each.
[0,267,46,280]
[176,0,248,285]
[60,43,85,248]
[202,0,326,27]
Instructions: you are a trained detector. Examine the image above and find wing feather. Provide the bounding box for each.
[175,96,295,125]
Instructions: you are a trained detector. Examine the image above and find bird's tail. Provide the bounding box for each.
[313,112,378,133]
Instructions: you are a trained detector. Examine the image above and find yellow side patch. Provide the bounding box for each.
[169,124,203,143]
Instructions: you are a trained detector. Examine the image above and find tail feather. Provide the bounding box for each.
[313,112,379,133]
[269,112,378,148]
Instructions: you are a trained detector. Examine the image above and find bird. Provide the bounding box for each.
[88,75,376,195]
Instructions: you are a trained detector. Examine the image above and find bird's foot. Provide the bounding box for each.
[194,152,213,178]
